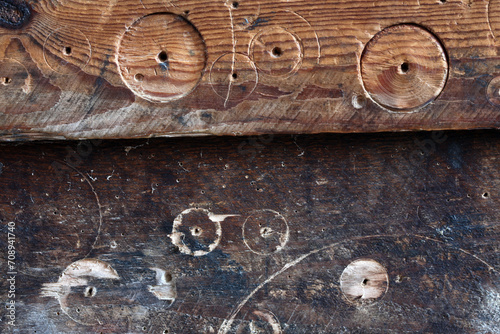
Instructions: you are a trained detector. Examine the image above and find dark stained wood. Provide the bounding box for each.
[0,130,498,332]
[1,1,500,140]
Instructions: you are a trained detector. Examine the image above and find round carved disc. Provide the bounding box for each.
[361,24,448,112]
[117,13,206,103]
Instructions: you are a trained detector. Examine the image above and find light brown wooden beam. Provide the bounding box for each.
[1,0,500,140]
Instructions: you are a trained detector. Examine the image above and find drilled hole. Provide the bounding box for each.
[271,47,282,58]
[134,73,144,82]
[63,46,72,56]
[2,77,12,85]
[361,278,369,286]
[157,50,168,63]
[191,226,202,236]
[231,72,238,80]
[232,1,239,8]
[84,286,97,297]
[400,62,409,74]
[482,192,490,199]
[440,0,446,3]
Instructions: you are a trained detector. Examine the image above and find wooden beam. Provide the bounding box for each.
[1,0,500,140]
[0,131,498,332]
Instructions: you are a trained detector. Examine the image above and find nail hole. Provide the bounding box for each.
[63,46,72,56]
[271,46,282,58]
[165,273,173,282]
[184,10,190,15]
[163,330,169,334]
[482,192,490,199]
[134,73,144,82]
[84,286,97,297]
[361,278,369,286]
[440,0,446,3]
[232,1,239,8]
[157,50,168,63]
[2,77,12,85]
[400,62,409,74]
[191,226,202,236]
[231,72,238,80]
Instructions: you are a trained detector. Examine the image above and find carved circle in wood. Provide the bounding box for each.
[170,208,222,256]
[117,13,207,103]
[242,209,289,255]
[250,26,303,77]
[210,53,258,101]
[361,24,448,112]
[43,27,92,75]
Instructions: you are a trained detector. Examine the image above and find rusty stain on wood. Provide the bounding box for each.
[0,0,500,140]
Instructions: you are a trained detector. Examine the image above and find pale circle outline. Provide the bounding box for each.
[242,209,290,256]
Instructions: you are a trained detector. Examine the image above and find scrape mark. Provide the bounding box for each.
[41,259,120,326]
[148,268,176,304]
[0,0,31,29]
[224,0,237,107]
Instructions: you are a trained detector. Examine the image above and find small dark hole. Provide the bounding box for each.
[362,278,369,286]
[157,50,168,63]
[400,62,409,74]
[165,273,173,282]
[63,46,72,56]
[184,10,190,15]
[483,192,490,198]
[232,1,239,8]
[232,72,238,79]
[271,47,282,57]
[2,77,12,85]
[135,73,144,82]
[440,0,446,3]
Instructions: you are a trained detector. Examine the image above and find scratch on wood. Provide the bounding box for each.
[59,160,103,258]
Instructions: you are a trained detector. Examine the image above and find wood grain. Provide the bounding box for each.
[0,131,499,332]
[1,0,500,139]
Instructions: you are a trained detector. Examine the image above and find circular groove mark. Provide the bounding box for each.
[361,24,448,112]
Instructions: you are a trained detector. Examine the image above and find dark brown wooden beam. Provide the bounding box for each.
[0,130,498,332]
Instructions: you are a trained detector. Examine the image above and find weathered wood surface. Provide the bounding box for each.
[0,131,499,333]
[1,1,500,140]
